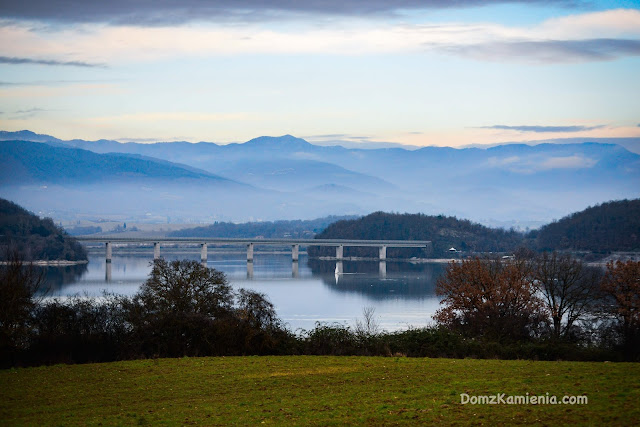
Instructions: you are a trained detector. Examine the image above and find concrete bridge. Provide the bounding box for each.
[76,237,431,282]
[75,237,432,263]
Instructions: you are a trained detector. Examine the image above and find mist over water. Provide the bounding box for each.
[39,250,445,332]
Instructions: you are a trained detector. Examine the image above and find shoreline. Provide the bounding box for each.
[0,260,89,266]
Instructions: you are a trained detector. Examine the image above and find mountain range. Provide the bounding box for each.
[1,130,638,226]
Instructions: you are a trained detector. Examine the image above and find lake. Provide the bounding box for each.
[40,249,446,332]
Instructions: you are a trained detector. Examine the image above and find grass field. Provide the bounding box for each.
[1,356,639,425]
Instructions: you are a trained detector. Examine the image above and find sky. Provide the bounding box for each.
[1,0,639,148]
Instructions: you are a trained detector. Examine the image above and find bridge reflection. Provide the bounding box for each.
[309,259,444,300]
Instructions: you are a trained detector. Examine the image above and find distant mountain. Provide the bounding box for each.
[0,198,87,261]
[0,130,64,144]
[1,130,638,224]
[530,199,640,252]
[464,137,640,155]
[0,140,237,185]
[0,140,277,222]
[212,158,394,192]
[307,184,374,197]
[242,134,314,151]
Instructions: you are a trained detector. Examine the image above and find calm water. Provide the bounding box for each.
[40,250,445,332]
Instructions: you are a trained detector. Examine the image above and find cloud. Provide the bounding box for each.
[9,107,49,119]
[116,136,192,143]
[0,83,124,99]
[0,1,579,25]
[303,133,420,149]
[0,56,106,68]
[1,9,638,65]
[0,79,122,87]
[539,155,597,169]
[488,154,597,172]
[481,124,606,133]
[487,156,521,166]
[88,112,253,123]
[446,38,640,63]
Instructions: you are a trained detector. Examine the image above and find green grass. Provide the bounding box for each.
[1,356,639,425]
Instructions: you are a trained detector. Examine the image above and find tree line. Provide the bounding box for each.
[436,252,639,358]
[0,198,87,261]
[309,211,525,258]
[2,252,638,368]
[530,198,640,252]
[310,201,640,258]
[169,215,357,239]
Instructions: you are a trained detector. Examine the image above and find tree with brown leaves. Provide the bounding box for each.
[435,257,546,341]
[601,260,640,355]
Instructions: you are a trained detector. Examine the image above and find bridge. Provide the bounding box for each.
[75,237,432,263]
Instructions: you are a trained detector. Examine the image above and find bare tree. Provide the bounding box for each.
[355,306,380,338]
[0,250,45,354]
[533,252,601,340]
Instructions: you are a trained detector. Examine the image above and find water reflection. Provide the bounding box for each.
[39,251,445,331]
[308,259,443,301]
[40,263,88,294]
[247,261,254,279]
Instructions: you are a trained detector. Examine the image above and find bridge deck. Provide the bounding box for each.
[75,237,431,247]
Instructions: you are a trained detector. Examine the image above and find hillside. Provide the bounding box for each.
[0,198,87,261]
[0,140,236,185]
[309,212,524,258]
[170,215,357,239]
[530,199,640,252]
[2,130,639,224]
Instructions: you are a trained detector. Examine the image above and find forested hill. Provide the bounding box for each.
[169,216,357,239]
[309,212,524,258]
[530,199,640,252]
[0,198,87,261]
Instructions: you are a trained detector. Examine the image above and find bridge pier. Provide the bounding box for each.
[292,261,299,278]
[201,243,207,263]
[336,245,344,260]
[153,242,160,259]
[247,243,254,262]
[379,261,387,279]
[105,262,112,282]
[379,245,387,261]
[105,242,112,263]
[292,244,299,262]
[334,261,344,283]
[247,260,254,279]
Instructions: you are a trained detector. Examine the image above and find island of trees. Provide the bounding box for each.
[530,198,640,253]
[309,211,524,258]
[311,199,640,258]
